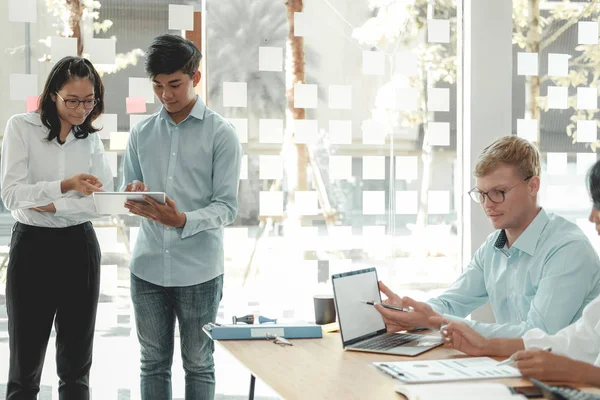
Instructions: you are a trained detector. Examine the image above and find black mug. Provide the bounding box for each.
[313,294,336,325]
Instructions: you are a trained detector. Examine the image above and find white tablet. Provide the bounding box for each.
[93,192,166,215]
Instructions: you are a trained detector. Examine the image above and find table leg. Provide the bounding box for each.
[249,374,256,400]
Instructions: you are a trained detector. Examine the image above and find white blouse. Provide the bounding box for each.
[1,112,114,227]
[523,294,600,366]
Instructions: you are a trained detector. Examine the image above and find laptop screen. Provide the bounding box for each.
[332,268,387,344]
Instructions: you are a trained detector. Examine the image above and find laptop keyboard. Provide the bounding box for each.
[357,333,422,350]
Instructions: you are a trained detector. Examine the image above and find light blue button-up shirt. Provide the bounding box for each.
[427,209,600,338]
[121,96,242,287]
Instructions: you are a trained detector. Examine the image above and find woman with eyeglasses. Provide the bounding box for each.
[1,56,113,399]
[431,158,600,385]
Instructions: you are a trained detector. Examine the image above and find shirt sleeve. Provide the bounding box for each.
[427,241,489,317]
[1,115,63,210]
[448,239,600,338]
[53,133,114,219]
[180,122,242,239]
[120,127,143,191]
[523,296,600,365]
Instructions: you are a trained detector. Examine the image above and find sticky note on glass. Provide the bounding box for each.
[26,96,39,112]
[362,191,385,215]
[88,38,116,66]
[229,118,248,143]
[296,191,318,215]
[362,51,385,76]
[294,119,318,144]
[427,122,450,146]
[548,53,570,77]
[428,88,450,112]
[517,119,538,142]
[168,4,194,31]
[546,152,567,175]
[259,191,284,216]
[577,153,597,174]
[96,113,117,140]
[329,120,352,144]
[9,0,36,22]
[126,97,146,114]
[577,120,597,143]
[329,85,352,109]
[577,87,598,110]
[105,151,118,177]
[294,12,310,37]
[543,185,568,209]
[259,155,283,180]
[362,120,385,145]
[240,155,248,180]
[362,156,385,180]
[396,191,418,214]
[547,86,568,109]
[223,82,247,107]
[517,52,538,76]
[428,19,450,43]
[130,114,150,129]
[429,191,450,214]
[329,156,352,180]
[395,51,418,77]
[259,119,284,143]
[109,132,129,151]
[579,21,599,45]
[395,87,419,111]
[10,74,37,101]
[129,78,154,104]
[396,156,418,180]
[51,37,77,63]
[294,83,317,109]
[259,47,283,72]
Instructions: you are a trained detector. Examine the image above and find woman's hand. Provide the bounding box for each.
[61,173,103,195]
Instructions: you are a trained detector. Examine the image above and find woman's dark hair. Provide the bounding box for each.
[38,56,104,143]
[144,34,202,78]
[588,159,600,209]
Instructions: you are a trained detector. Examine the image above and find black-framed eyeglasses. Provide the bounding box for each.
[468,176,533,204]
[56,93,98,110]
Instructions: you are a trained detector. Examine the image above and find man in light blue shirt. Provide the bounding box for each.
[376,136,600,338]
[121,34,241,399]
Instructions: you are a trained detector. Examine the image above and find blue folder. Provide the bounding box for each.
[202,323,323,340]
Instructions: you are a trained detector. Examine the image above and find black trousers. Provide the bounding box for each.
[5,222,101,400]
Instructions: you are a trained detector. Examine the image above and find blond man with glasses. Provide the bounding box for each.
[375,136,600,338]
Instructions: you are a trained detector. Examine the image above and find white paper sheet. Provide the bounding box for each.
[362,51,385,76]
[362,120,386,145]
[229,118,248,143]
[395,87,419,111]
[240,155,248,180]
[259,119,284,143]
[51,37,77,63]
[548,53,570,77]
[428,191,450,214]
[9,74,37,101]
[329,85,352,109]
[577,87,598,110]
[329,156,352,180]
[395,51,418,77]
[9,0,36,23]
[223,82,247,107]
[362,156,385,180]
[516,119,538,142]
[427,88,450,112]
[428,19,450,43]
[579,21,599,45]
[396,191,418,214]
[294,12,310,37]
[129,78,154,104]
[329,120,352,144]
[259,155,283,180]
[577,120,597,143]
[362,191,385,215]
[577,153,597,175]
[109,132,129,151]
[88,38,116,66]
[294,83,318,109]
[396,156,418,181]
[294,119,318,144]
[427,122,450,146]
[259,191,284,216]
[96,114,117,140]
[546,152,567,175]
[517,52,538,76]
[547,86,568,109]
[105,151,118,177]
[259,46,283,72]
[295,191,318,215]
[168,4,194,31]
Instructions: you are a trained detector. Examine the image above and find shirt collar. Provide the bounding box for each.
[160,95,206,124]
[493,208,549,256]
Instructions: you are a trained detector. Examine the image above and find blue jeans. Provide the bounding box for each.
[130,273,223,400]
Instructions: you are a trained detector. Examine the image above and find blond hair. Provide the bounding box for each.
[474,136,541,178]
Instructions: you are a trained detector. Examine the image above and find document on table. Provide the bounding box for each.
[373,357,522,383]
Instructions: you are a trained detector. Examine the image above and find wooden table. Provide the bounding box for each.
[216,331,600,400]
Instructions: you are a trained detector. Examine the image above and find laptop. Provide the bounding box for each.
[331,267,443,356]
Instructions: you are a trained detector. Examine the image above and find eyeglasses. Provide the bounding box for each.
[56,93,98,110]
[265,333,293,347]
[468,176,533,204]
